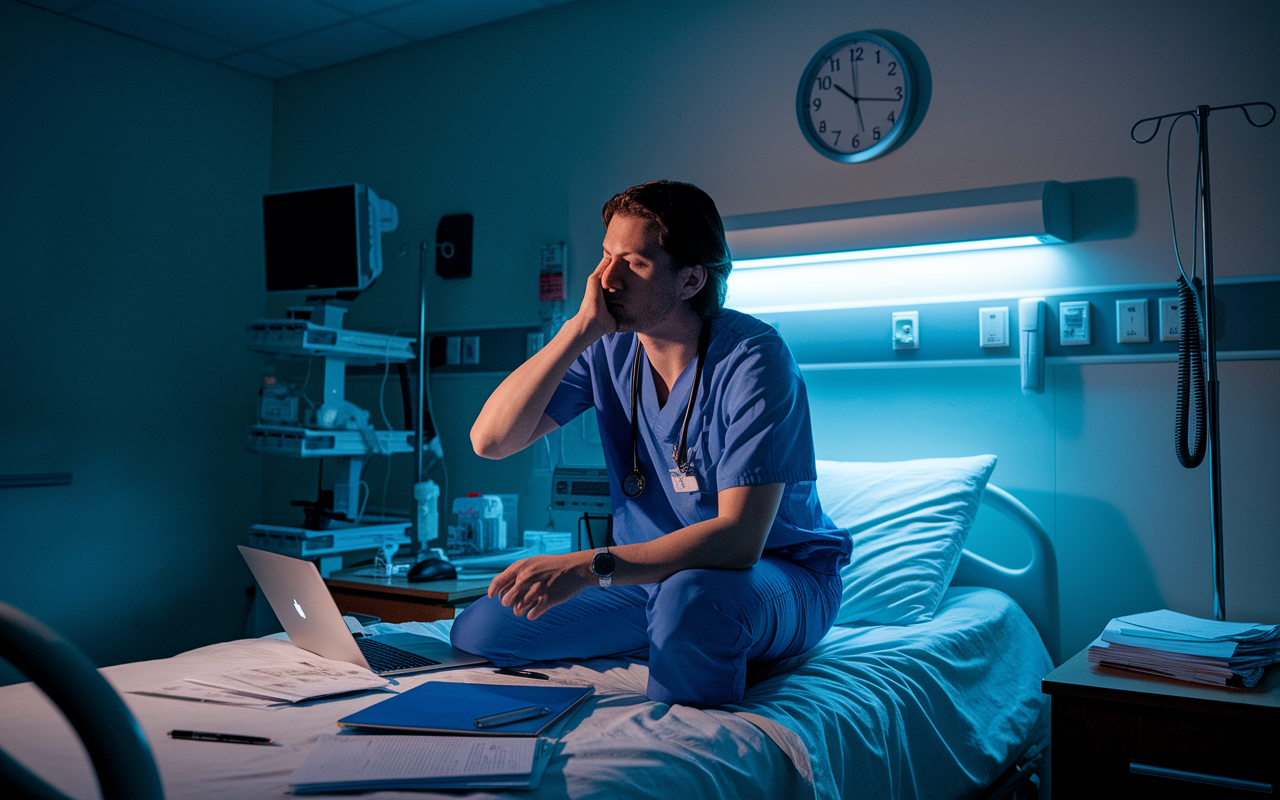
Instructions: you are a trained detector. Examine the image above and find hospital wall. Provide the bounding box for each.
[265,0,1280,660]
[0,0,1276,684]
[0,2,272,680]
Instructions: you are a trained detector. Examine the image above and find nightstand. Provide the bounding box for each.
[1042,648,1279,797]
[323,568,490,623]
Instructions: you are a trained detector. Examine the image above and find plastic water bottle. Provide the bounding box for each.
[413,480,440,558]
[479,495,507,551]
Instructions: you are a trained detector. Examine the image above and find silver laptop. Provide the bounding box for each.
[239,545,489,676]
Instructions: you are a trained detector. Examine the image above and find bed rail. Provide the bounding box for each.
[952,484,1061,665]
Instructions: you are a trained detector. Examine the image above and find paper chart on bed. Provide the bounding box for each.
[132,659,389,705]
[288,734,553,793]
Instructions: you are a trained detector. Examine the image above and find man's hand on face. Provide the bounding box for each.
[488,552,593,620]
[576,256,619,341]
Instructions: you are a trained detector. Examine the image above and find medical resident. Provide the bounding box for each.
[452,180,850,707]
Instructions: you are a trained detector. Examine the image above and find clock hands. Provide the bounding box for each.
[832,84,900,104]
[849,52,865,132]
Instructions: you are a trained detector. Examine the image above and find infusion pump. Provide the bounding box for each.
[550,466,610,513]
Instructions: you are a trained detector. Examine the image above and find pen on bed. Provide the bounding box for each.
[473,705,552,729]
[494,667,549,680]
[169,730,277,746]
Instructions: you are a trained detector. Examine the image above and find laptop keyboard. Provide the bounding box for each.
[356,638,441,673]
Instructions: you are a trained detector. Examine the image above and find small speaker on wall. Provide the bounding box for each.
[435,213,473,279]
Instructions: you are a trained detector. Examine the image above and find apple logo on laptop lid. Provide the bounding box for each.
[293,599,306,619]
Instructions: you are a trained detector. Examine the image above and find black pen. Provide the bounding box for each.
[494,667,549,680]
[169,730,276,746]
[473,705,552,729]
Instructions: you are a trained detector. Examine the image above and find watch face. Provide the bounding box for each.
[798,32,916,163]
[592,551,616,577]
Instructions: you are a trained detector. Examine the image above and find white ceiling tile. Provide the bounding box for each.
[259,19,411,71]
[219,51,304,80]
[108,0,349,48]
[371,0,542,41]
[72,2,240,60]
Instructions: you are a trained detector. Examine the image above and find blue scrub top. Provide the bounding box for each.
[544,309,851,575]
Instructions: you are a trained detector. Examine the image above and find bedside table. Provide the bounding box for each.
[323,568,491,623]
[1042,648,1279,797]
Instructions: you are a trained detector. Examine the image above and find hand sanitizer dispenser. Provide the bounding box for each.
[1019,297,1045,395]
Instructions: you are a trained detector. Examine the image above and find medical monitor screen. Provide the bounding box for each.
[263,185,372,293]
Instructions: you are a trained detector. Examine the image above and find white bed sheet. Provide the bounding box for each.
[0,586,1049,800]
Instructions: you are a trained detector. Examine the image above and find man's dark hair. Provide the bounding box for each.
[602,180,732,320]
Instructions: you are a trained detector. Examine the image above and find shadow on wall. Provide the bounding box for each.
[1055,490,1164,658]
[1064,177,1137,242]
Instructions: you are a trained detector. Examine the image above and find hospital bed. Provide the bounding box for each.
[0,456,1056,800]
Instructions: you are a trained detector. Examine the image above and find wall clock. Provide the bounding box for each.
[797,30,928,163]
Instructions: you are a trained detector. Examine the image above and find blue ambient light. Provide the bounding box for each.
[731,236,1051,270]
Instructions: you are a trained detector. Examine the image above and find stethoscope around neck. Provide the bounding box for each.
[622,318,712,499]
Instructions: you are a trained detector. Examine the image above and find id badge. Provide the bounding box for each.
[669,467,699,493]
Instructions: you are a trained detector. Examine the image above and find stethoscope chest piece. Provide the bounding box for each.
[622,469,645,498]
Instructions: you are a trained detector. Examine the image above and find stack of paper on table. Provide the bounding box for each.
[1087,609,1280,688]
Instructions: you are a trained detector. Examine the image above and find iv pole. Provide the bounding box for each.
[1130,101,1275,621]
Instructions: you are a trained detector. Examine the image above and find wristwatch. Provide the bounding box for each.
[591,547,616,588]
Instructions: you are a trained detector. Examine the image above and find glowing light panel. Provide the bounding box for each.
[732,236,1051,270]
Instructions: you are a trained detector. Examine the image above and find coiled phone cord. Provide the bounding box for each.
[1174,275,1206,468]
[1158,112,1207,469]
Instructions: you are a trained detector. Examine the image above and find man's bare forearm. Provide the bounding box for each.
[470,315,599,459]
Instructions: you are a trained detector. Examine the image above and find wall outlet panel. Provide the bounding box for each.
[749,279,1280,367]
[979,306,1010,348]
[892,311,919,350]
[461,335,480,364]
[420,325,541,373]
[1159,297,1181,342]
[1059,300,1091,346]
[1116,298,1150,343]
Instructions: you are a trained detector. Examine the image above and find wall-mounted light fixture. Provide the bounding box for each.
[725,181,1071,266]
[723,181,1072,313]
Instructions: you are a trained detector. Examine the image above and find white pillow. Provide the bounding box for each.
[817,456,997,626]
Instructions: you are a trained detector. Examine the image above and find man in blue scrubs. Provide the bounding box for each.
[453,180,850,707]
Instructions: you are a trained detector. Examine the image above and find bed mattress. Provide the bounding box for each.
[0,586,1050,800]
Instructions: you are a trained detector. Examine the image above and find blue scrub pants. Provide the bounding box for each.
[450,555,841,708]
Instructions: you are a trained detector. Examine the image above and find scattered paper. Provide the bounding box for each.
[133,659,389,705]
[288,734,551,793]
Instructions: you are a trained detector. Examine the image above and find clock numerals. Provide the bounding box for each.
[798,31,921,163]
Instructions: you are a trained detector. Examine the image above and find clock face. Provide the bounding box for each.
[798,32,917,163]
